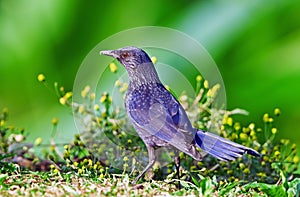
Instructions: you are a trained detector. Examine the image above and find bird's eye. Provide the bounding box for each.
[121,52,129,59]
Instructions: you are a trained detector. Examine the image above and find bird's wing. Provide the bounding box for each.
[127,83,199,159]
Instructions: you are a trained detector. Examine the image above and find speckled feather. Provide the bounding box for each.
[125,81,201,159]
[127,82,178,126]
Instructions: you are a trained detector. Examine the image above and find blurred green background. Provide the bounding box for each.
[0,0,299,158]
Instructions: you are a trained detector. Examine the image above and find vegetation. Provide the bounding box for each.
[0,67,299,196]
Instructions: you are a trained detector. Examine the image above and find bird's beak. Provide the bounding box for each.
[100,50,119,59]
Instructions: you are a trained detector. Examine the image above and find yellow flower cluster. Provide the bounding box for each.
[59,92,72,105]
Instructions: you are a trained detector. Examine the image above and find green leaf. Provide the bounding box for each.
[0,173,8,189]
[287,178,300,197]
[244,182,287,197]
[191,175,200,187]
[199,177,216,196]
[218,182,239,196]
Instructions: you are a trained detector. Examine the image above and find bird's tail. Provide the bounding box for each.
[195,130,260,161]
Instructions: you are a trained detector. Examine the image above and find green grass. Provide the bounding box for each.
[0,169,299,196]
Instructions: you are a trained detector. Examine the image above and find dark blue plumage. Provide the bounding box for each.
[100,46,260,183]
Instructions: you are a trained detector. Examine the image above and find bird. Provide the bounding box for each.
[100,46,260,184]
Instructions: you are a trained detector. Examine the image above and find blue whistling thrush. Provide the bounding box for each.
[100,46,260,184]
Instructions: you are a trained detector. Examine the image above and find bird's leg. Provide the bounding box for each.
[174,150,181,189]
[132,145,156,184]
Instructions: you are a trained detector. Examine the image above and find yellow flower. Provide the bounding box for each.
[268,118,274,123]
[50,144,55,152]
[263,113,269,122]
[248,123,255,130]
[94,104,100,111]
[64,145,69,149]
[261,149,267,155]
[293,155,299,163]
[239,163,245,169]
[222,115,228,124]
[257,172,266,178]
[239,133,248,141]
[151,56,157,64]
[179,152,185,159]
[115,80,121,87]
[123,157,129,162]
[207,89,212,97]
[221,125,225,131]
[231,133,238,140]
[204,80,209,89]
[90,93,96,100]
[0,120,5,127]
[196,75,202,82]
[243,127,250,133]
[207,84,220,98]
[120,83,128,93]
[274,150,280,156]
[274,108,281,116]
[37,74,45,82]
[100,94,107,103]
[81,85,90,98]
[78,106,85,114]
[52,117,58,125]
[227,170,233,174]
[59,97,67,105]
[109,62,117,73]
[35,137,42,146]
[64,92,72,99]
[99,168,105,173]
[234,122,241,131]
[53,168,59,174]
[226,117,233,126]
[97,117,102,124]
[123,163,129,168]
[281,139,289,144]
[93,164,98,170]
[271,128,277,134]
[243,168,250,174]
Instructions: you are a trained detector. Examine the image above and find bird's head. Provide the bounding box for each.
[100,46,160,86]
[100,46,152,69]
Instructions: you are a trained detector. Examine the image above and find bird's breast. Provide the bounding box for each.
[126,82,172,112]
